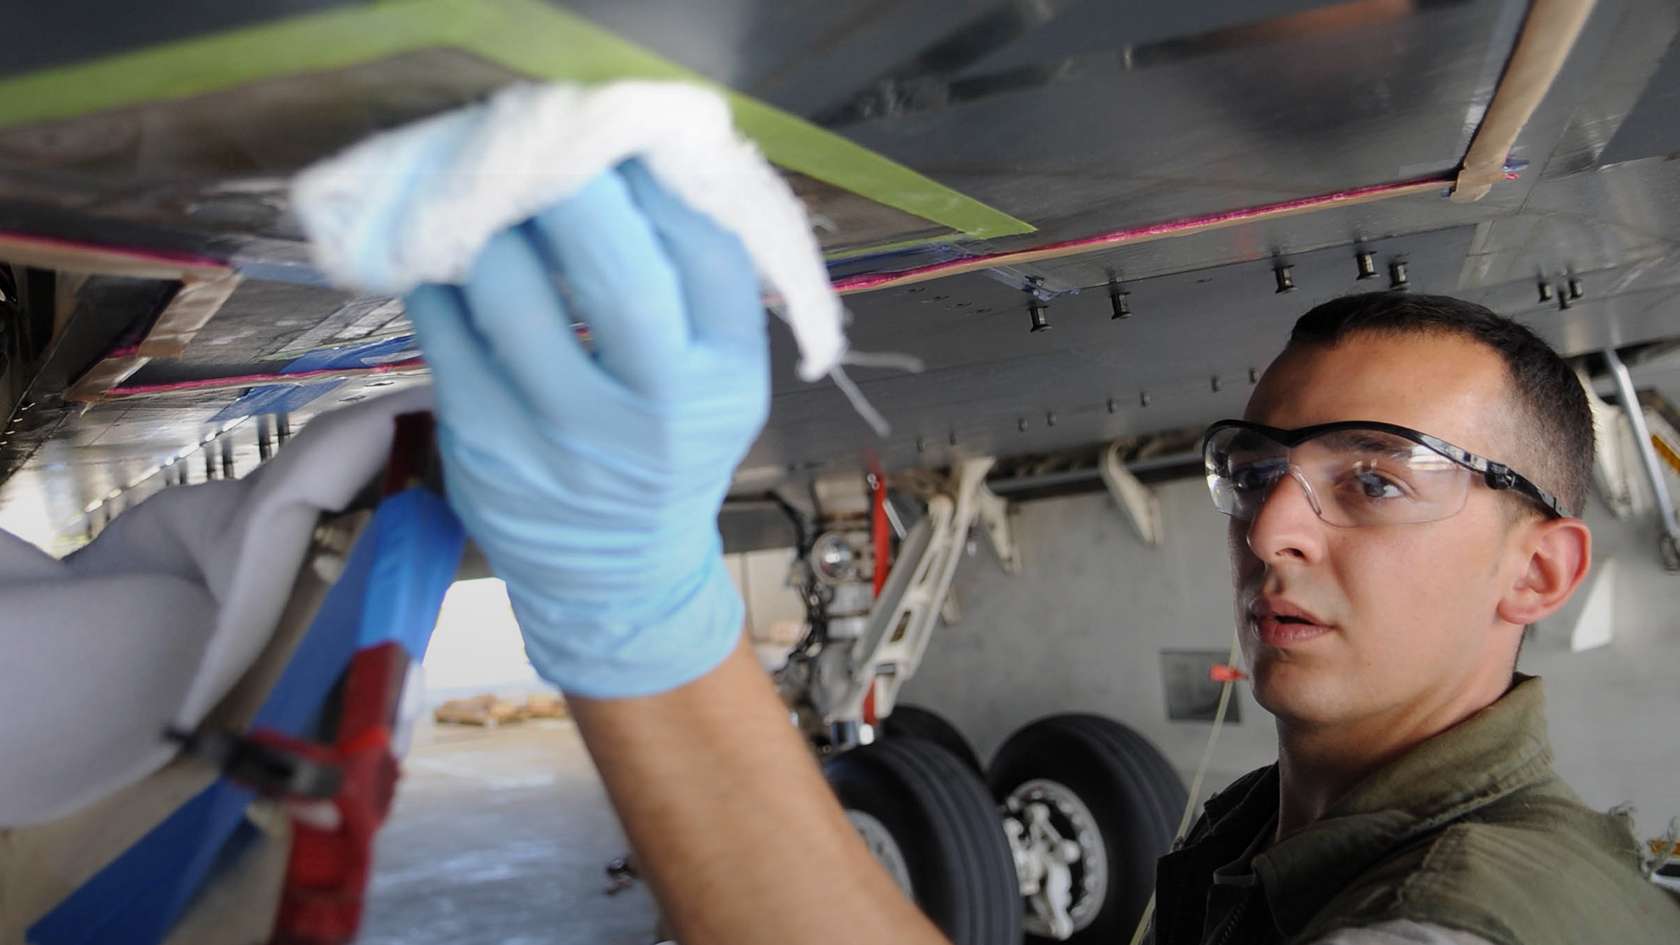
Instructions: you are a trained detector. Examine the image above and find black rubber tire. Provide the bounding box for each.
[825,737,1023,945]
[987,714,1188,945]
[879,703,984,774]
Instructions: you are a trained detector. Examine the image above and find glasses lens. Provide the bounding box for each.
[1292,429,1472,526]
[1204,424,1476,526]
[1204,425,1289,520]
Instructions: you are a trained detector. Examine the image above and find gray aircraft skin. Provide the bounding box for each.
[1,0,1677,552]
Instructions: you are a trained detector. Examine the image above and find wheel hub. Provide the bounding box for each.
[1004,779,1108,939]
[844,809,915,896]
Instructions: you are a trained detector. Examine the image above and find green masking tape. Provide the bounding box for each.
[0,0,1034,241]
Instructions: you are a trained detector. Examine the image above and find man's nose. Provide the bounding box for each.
[1244,467,1327,563]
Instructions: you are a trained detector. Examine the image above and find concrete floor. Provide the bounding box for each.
[360,717,662,945]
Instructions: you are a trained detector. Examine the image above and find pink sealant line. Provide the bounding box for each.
[829,172,1482,295]
[93,168,1515,399]
[103,358,429,398]
[0,230,229,272]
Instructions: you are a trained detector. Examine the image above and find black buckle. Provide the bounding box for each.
[167,728,343,799]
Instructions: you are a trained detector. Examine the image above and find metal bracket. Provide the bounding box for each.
[1580,368,1638,520]
[1100,440,1161,546]
[1603,348,1680,572]
[975,481,1021,574]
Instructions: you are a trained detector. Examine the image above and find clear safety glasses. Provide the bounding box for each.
[1201,419,1568,527]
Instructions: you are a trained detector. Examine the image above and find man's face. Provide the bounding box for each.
[1232,332,1532,730]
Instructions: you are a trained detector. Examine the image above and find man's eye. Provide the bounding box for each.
[1347,470,1407,500]
[1230,462,1283,493]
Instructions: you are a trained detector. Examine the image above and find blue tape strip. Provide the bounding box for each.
[30,489,465,945]
[823,243,969,281]
[208,335,421,424]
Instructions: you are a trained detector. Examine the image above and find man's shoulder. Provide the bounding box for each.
[1303,789,1680,945]
[1307,919,1495,945]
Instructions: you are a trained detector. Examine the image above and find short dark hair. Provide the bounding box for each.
[1287,292,1593,517]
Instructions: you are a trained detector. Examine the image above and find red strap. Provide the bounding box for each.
[271,643,409,945]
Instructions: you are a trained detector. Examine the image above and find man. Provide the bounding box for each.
[1152,294,1679,944]
[407,165,1678,945]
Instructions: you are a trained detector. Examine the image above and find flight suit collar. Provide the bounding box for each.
[1154,676,1555,945]
[1253,675,1556,938]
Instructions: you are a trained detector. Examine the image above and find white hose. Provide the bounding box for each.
[1126,628,1244,945]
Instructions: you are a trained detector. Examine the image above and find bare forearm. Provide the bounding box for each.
[567,636,950,945]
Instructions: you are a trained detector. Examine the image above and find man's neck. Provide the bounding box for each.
[1272,671,1513,842]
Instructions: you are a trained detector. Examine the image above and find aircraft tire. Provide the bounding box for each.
[988,714,1187,944]
[878,703,984,774]
[825,737,1023,945]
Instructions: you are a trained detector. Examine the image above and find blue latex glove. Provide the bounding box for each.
[403,162,768,698]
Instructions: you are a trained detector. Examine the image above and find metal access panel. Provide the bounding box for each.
[1161,649,1242,724]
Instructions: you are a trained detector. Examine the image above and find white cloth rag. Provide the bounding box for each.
[291,80,847,383]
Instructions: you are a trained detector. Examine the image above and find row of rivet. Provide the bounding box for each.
[909,373,1261,453]
[1021,249,1410,333]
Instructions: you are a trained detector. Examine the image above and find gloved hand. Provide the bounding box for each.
[403,161,768,698]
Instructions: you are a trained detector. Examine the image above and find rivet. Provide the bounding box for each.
[1274,263,1296,294]
[1045,411,1057,428]
[1248,367,1259,384]
[1567,276,1583,300]
[1106,398,1117,414]
[916,436,926,454]
[1211,375,1223,393]
[1140,391,1152,407]
[1388,260,1409,290]
[1017,417,1028,433]
[1355,250,1378,280]
[1537,281,1554,303]
[1027,300,1051,333]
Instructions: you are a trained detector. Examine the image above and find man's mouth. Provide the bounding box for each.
[1249,598,1335,647]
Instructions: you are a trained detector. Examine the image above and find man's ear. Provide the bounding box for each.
[1496,516,1592,626]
